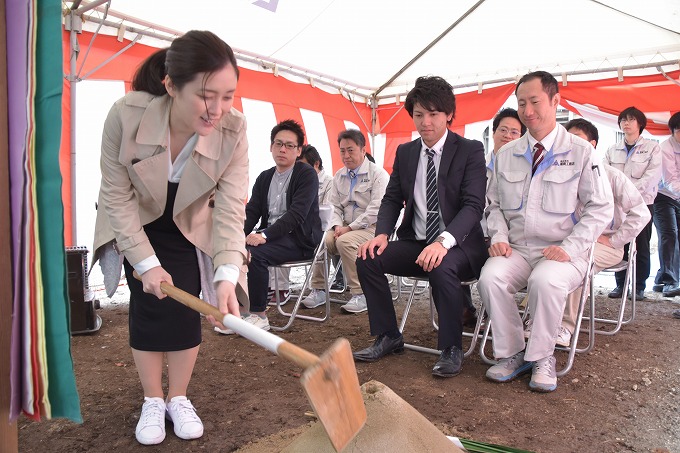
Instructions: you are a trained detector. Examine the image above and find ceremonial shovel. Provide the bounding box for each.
[133,273,367,452]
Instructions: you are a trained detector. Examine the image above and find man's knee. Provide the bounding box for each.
[324,231,336,249]
[356,253,380,276]
[336,234,362,255]
[478,259,506,292]
[428,264,458,288]
[527,269,571,295]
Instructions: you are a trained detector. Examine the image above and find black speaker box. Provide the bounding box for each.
[66,247,101,334]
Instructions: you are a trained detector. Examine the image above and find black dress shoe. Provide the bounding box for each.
[652,283,665,293]
[432,346,463,378]
[462,306,478,328]
[352,334,404,362]
[608,286,623,298]
[663,284,680,297]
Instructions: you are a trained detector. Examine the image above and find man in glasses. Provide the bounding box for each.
[483,108,526,231]
[215,119,322,333]
[492,108,526,155]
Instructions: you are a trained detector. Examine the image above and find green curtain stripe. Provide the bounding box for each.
[35,0,82,422]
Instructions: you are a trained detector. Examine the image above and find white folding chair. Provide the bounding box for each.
[396,277,484,359]
[328,259,346,294]
[586,240,637,335]
[268,206,332,331]
[478,245,596,377]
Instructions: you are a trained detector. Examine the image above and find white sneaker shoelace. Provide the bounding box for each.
[533,355,556,379]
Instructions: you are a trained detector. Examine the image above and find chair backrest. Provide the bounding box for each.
[319,204,333,232]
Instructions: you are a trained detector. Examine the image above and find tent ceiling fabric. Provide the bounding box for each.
[77,0,680,101]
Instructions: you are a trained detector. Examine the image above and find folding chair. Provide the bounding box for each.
[328,259,346,294]
[586,240,637,335]
[478,245,596,377]
[268,206,332,331]
[396,277,485,359]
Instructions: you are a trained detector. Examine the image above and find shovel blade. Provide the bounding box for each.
[300,338,366,452]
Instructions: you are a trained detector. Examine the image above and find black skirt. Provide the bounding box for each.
[123,182,202,351]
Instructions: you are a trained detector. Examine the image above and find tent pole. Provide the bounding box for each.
[69,14,79,244]
[0,0,18,448]
[80,35,140,81]
[370,97,376,155]
[373,58,680,102]
[373,0,486,97]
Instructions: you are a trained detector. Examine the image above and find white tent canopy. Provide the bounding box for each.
[73,0,680,103]
[63,0,680,245]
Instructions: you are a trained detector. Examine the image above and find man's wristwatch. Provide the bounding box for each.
[434,236,449,249]
[260,231,267,240]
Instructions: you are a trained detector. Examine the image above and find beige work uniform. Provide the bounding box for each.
[311,158,389,294]
[478,125,613,361]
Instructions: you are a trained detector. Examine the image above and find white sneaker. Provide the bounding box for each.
[302,289,327,308]
[485,351,533,382]
[165,396,204,440]
[341,294,368,313]
[556,326,572,347]
[242,313,270,331]
[529,355,557,392]
[135,397,166,445]
[523,318,532,339]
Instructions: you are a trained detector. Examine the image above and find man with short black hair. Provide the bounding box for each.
[216,119,322,333]
[479,71,612,392]
[353,76,488,378]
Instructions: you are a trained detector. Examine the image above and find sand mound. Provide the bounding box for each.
[237,380,463,453]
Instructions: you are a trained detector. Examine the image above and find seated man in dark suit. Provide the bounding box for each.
[354,76,488,378]
[215,119,322,333]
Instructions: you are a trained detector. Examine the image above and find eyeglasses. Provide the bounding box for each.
[497,126,521,138]
[272,140,299,151]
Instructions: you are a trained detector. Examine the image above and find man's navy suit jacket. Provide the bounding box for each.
[376,130,488,277]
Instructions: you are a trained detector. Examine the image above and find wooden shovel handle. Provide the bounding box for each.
[132,271,319,369]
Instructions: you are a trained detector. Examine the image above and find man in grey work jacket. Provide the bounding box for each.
[478,71,613,393]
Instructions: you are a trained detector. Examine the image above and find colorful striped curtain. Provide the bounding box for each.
[7,0,81,422]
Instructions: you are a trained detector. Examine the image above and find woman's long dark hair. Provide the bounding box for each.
[132,30,239,95]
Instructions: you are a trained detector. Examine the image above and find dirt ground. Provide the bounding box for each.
[17,280,680,453]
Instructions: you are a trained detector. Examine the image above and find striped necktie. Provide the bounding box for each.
[532,142,545,175]
[425,149,440,243]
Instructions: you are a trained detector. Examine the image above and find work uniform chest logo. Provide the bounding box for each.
[553,159,575,167]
